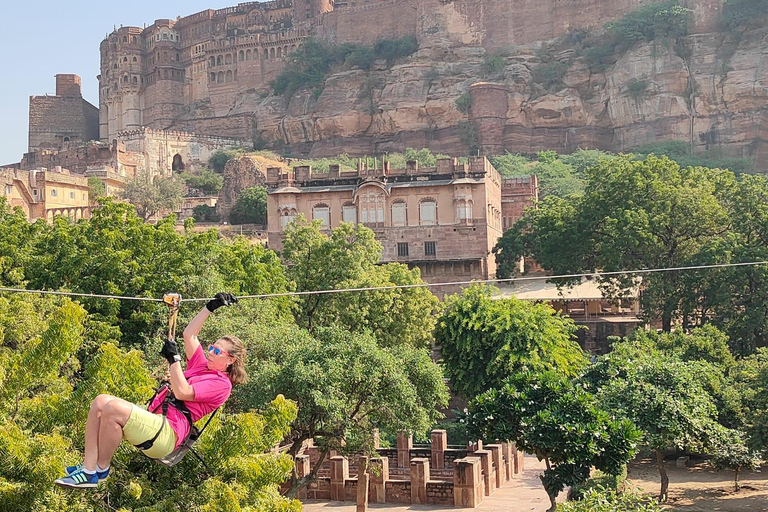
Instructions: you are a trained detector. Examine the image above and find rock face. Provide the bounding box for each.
[174,25,768,163]
[218,155,287,220]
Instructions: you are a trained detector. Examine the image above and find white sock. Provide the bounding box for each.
[97,464,110,473]
[82,467,96,475]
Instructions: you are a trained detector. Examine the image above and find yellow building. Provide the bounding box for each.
[0,166,90,222]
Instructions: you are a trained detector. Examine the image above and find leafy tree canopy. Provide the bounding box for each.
[435,284,587,399]
[121,171,185,221]
[230,186,268,225]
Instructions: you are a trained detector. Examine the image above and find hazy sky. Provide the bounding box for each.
[0,1,227,165]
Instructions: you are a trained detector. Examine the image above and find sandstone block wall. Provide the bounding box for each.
[29,76,99,153]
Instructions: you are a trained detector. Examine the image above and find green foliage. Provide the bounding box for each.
[457,121,479,155]
[631,140,754,173]
[723,0,768,31]
[482,55,506,76]
[490,153,532,177]
[558,488,662,512]
[236,325,448,494]
[0,197,43,286]
[532,61,568,90]
[121,171,185,221]
[192,204,220,223]
[180,167,224,195]
[455,92,472,114]
[209,149,242,173]
[435,284,587,399]
[273,36,418,98]
[626,78,649,100]
[710,429,762,490]
[466,371,641,510]
[605,1,692,46]
[87,177,105,202]
[229,186,268,225]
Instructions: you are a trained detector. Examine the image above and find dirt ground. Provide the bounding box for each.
[626,458,768,512]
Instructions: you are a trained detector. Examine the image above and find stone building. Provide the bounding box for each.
[28,75,99,153]
[265,157,535,296]
[1,167,90,222]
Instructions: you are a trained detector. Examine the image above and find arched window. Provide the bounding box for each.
[216,55,223,65]
[217,71,224,83]
[122,75,128,83]
[132,76,138,84]
[270,47,275,59]
[359,188,385,227]
[312,203,330,227]
[122,36,128,43]
[276,47,282,58]
[163,69,168,79]
[419,199,437,225]
[342,203,357,224]
[113,63,118,70]
[280,208,298,230]
[172,154,185,171]
[210,72,216,82]
[132,56,137,62]
[123,57,128,62]
[246,49,252,60]
[238,50,244,61]
[225,70,233,82]
[163,51,168,61]
[455,199,473,223]
[226,53,233,64]
[391,201,407,226]
[264,48,269,59]
[209,56,215,67]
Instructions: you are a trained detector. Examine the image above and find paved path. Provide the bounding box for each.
[301,455,558,512]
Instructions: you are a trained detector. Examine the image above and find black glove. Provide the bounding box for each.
[161,338,181,365]
[206,292,238,312]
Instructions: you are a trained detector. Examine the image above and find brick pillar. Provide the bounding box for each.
[373,428,380,449]
[330,456,349,501]
[369,457,389,503]
[356,456,369,512]
[513,444,525,474]
[486,444,504,489]
[410,457,430,504]
[397,432,413,468]
[294,454,311,499]
[474,449,494,496]
[476,440,483,451]
[501,442,513,480]
[431,429,448,469]
[453,457,484,508]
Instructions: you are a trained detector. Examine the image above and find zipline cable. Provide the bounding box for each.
[2,260,767,303]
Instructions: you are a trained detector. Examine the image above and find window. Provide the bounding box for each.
[397,242,409,257]
[359,189,385,226]
[50,189,58,198]
[4,185,12,195]
[456,200,472,223]
[69,191,75,200]
[82,193,87,201]
[391,201,406,226]
[425,241,436,256]
[33,189,38,197]
[312,204,330,227]
[280,209,297,230]
[419,199,437,225]
[342,203,357,224]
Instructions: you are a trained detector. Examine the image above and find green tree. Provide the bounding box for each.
[710,429,762,491]
[229,186,268,225]
[466,371,641,512]
[122,171,185,220]
[435,284,587,399]
[0,197,43,286]
[181,167,224,195]
[209,149,242,173]
[489,153,532,177]
[87,176,106,202]
[558,488,662,512]
[236,325,449,496]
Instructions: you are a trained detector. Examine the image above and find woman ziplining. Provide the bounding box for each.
[54,292,245,489]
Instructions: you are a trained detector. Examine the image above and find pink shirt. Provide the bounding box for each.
[149,344,232,448]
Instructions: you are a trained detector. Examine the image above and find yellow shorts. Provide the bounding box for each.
[122,405,178,459]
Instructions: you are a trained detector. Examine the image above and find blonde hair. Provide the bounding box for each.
[218,335,247,385]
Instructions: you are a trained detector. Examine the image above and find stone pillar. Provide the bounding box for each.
[294,454,311,499]
[486,444,504,489]
[356,456,369,512]
[431,429,448,469]
[329,456,349,501]
[453,457,484,508]
[397,432,413,468]
[369,457,389,503]
[501,442,513,480]
[513,444,524,475]
[373,428,380,449]
[410,457,430,505]
[474,449,494,496]
[468,82,509,155]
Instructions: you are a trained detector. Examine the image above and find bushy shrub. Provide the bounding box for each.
[192,204,220,223]
[606,1,692,45]
[723,0,768,30]
[230,186,268,225]
[532,61,569,90]
[455,92,472,114]
[482,55,506,76]
[558,488,662,512]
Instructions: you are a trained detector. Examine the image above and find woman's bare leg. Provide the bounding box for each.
[83,394,117,470]
[95,397,133,469]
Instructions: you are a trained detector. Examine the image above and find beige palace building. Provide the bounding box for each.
[1,166,90,222]
[266,157,510,296]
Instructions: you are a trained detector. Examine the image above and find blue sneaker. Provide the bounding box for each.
[54,469,99,488]
[64,464,110,481]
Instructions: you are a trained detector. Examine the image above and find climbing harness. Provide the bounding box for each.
[133,292,219,473]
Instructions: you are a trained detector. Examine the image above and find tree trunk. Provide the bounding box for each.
[734,467,741,491]
[546,492,557,512]
[285,443,331,498]
[655,449,669,502]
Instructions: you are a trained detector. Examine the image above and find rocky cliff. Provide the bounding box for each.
[173,17,768,162]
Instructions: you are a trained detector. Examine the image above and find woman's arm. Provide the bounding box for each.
[168,360,195,400]
[182,307,209,360]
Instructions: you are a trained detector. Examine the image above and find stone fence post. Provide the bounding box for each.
[397,432,413,467]
[486,444,504,488]
[356,456,369,512]
[453,457,484,508]
[369,457,389,503]
[294,454,310,499]
[431,429,447,469]
[473,449,493,496]
[410,457,430,504]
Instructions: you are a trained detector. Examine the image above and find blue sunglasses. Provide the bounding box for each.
[207,344,231,357]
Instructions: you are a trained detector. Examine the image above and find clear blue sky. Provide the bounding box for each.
[0,1,228,165]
